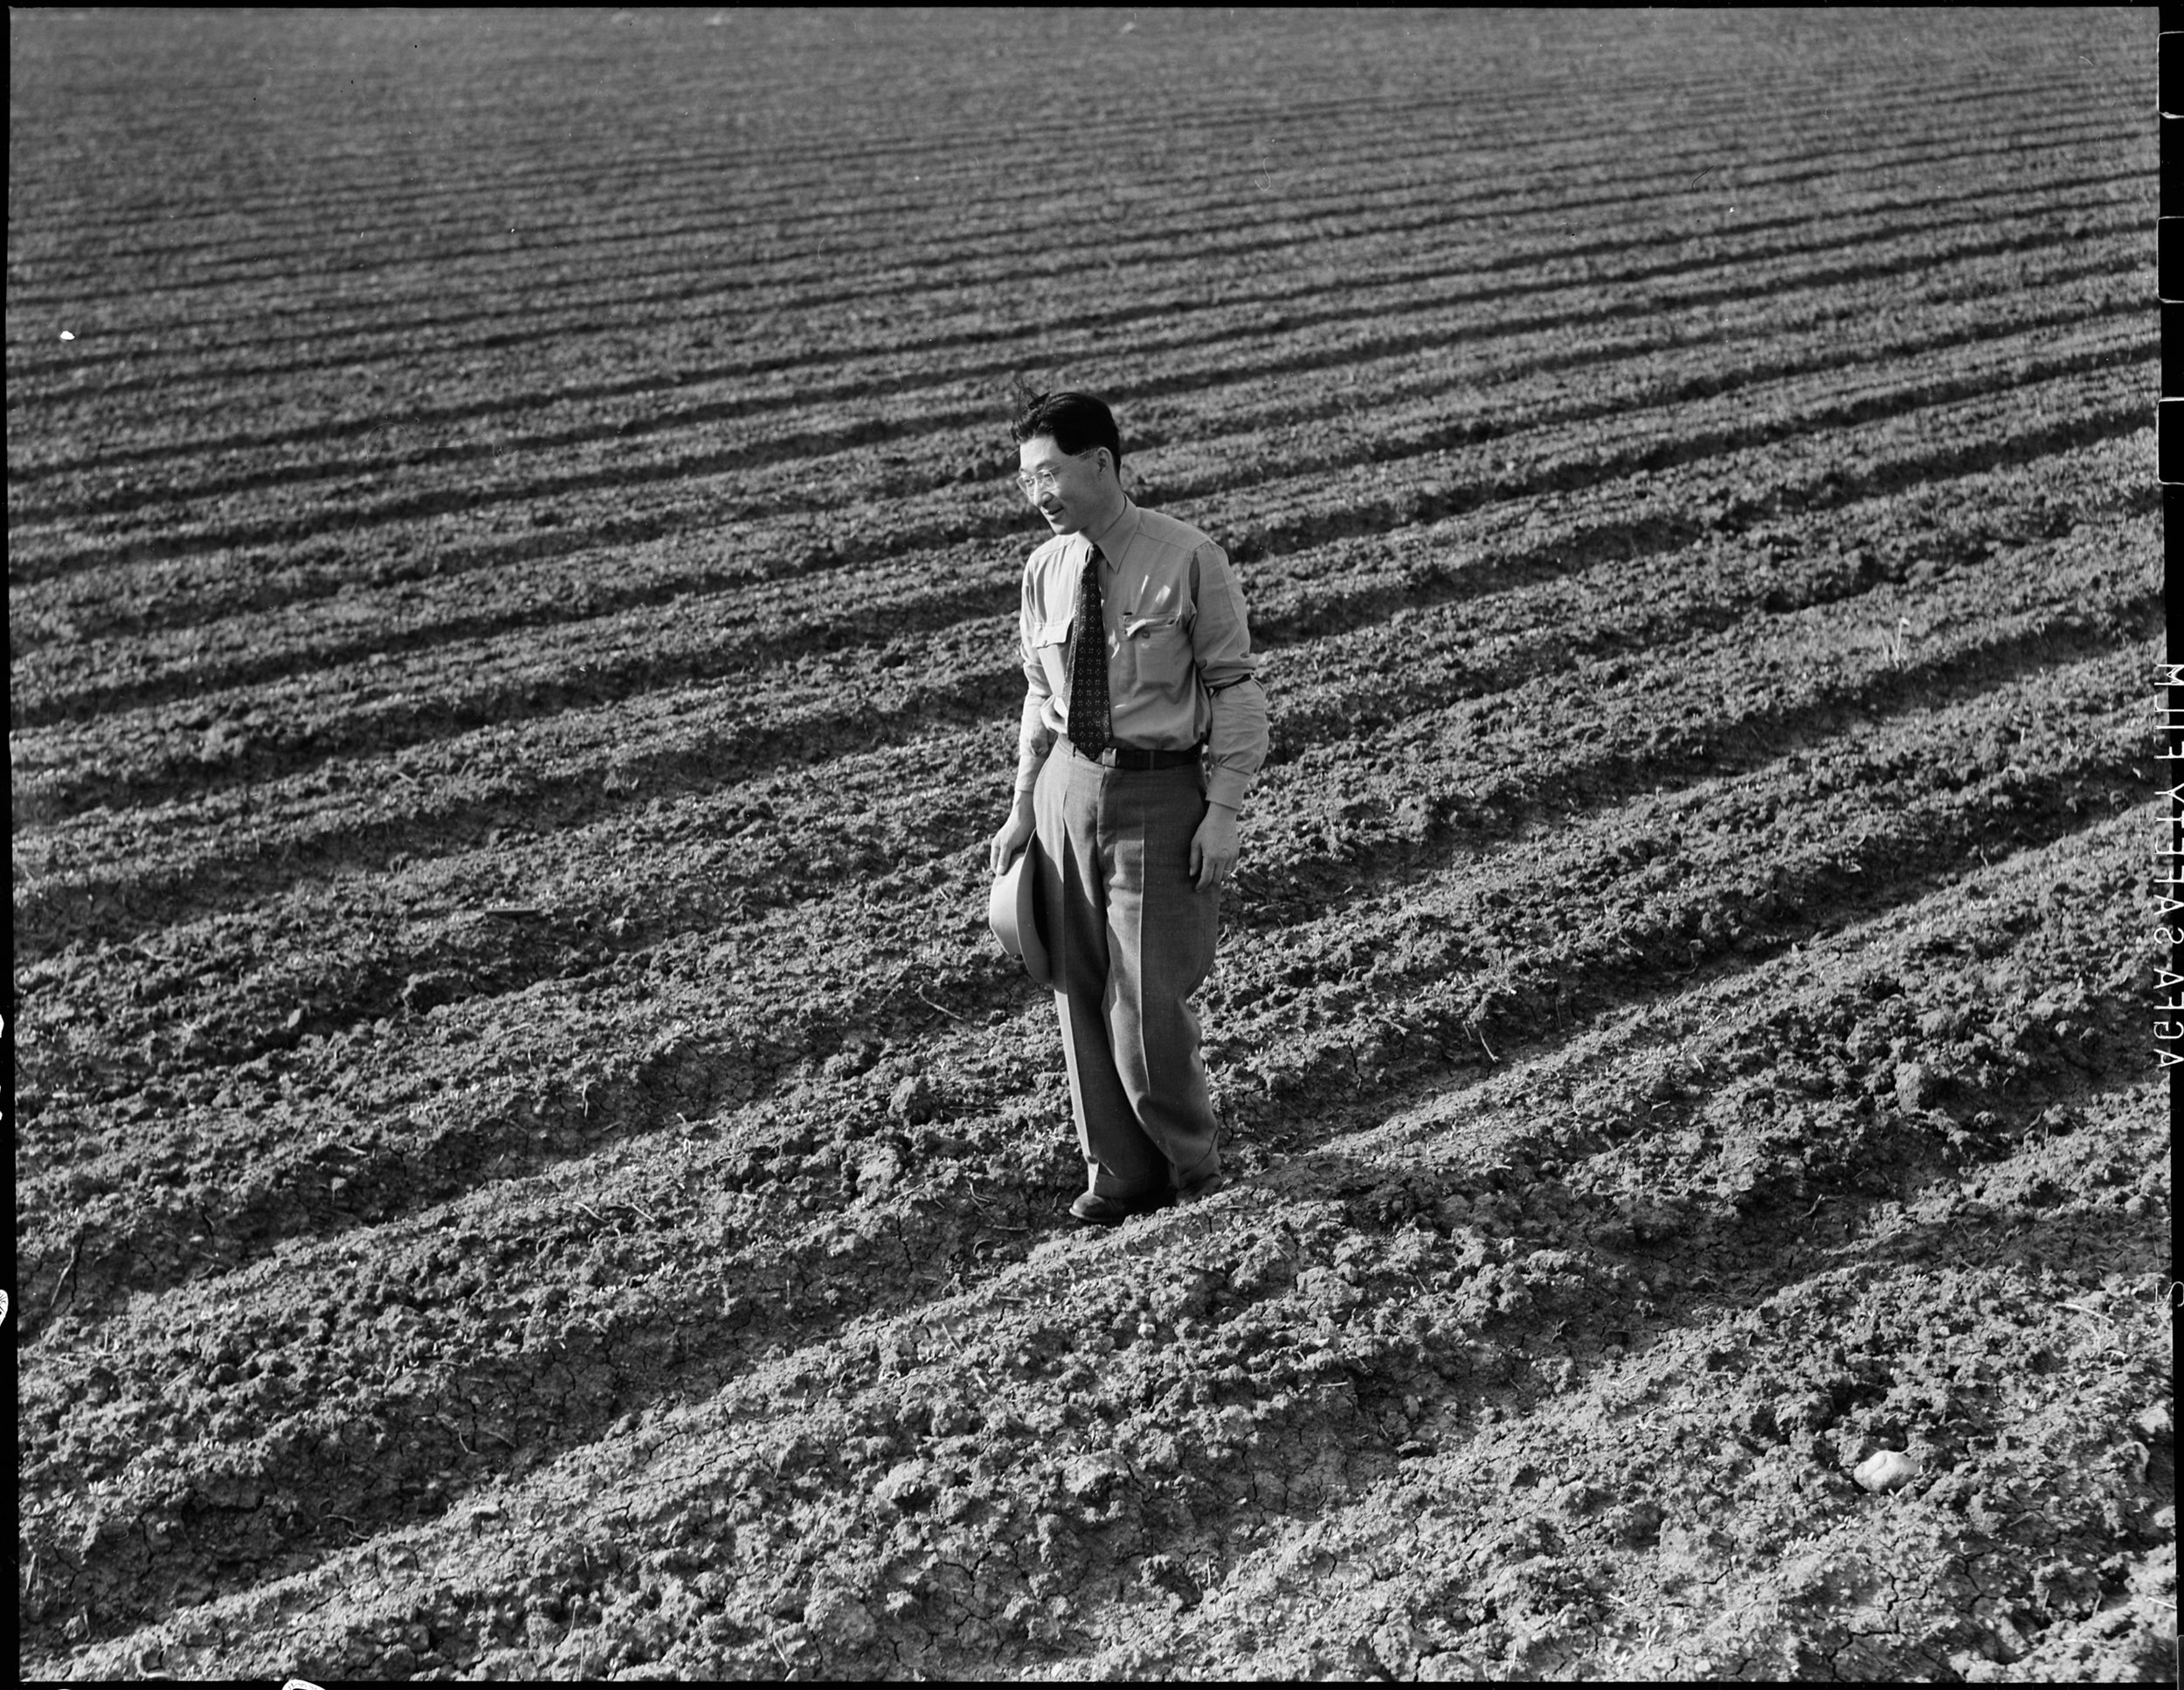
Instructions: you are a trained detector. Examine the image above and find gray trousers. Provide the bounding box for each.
[1031,743,1223,1197]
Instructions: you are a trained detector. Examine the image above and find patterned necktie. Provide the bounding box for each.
[1067,543,1111,753]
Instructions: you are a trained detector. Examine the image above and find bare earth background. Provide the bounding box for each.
[10,7,2170,1682]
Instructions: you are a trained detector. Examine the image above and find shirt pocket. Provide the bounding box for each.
[1029,617,1072,695]
[1118,612,1192,702]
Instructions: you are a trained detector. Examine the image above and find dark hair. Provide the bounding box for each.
[1009,388,1123,473]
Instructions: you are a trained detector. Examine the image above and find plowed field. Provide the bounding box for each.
[10,8,2169,1682]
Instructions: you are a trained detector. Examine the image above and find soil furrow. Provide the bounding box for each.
[5,81,2116,348]
[12,241,2135,684]
[7,61,2094,292]
[10,244,2141,686]
[9,21,2112,248]
[12,404,2145,955]
[6,93,2127,412]
[6,160,2134,466]
[15,635,2146,1355]
[13,185,2135,563]
[19,799,2153,1673]
[10,314,2144,735]
[16,520,2146,1134]
[9,113,2131,480]
[10,64,2127,299]
[0,224,2132,585]
[10,284,2138,762]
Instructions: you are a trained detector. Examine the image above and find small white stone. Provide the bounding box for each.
[1854,1448,1919,1493]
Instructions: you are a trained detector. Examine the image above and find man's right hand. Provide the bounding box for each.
[989,802,1034,876]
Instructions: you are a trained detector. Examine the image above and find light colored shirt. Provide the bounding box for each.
[1014,500,1269,811]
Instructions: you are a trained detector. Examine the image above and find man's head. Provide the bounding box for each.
[1011,389,1125,538]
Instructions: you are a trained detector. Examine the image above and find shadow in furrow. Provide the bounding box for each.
[15,777,2146,1657]
[10,438,2151,964]
[6,184,2136,578]
[10,344,2146,828]
[7,78,2098,312]
[15,627,2146,1346]
[11,254,2135,722]
[5,123,2128,419]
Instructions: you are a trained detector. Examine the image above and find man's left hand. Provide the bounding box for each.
[1190,804,1241,892]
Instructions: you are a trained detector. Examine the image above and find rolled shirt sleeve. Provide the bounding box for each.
[1014,569,1065,797]
[1188,541,1269,813]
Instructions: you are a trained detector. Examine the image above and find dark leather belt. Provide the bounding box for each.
[1068,740,1201,770]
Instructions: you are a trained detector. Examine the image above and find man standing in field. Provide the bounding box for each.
[989,390,1270,1224]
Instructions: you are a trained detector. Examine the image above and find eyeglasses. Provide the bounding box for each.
[1014,450,1095,495]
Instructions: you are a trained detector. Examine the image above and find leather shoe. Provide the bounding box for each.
[1178,1171,1227,1203]
[1068,1187,1172,1225]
